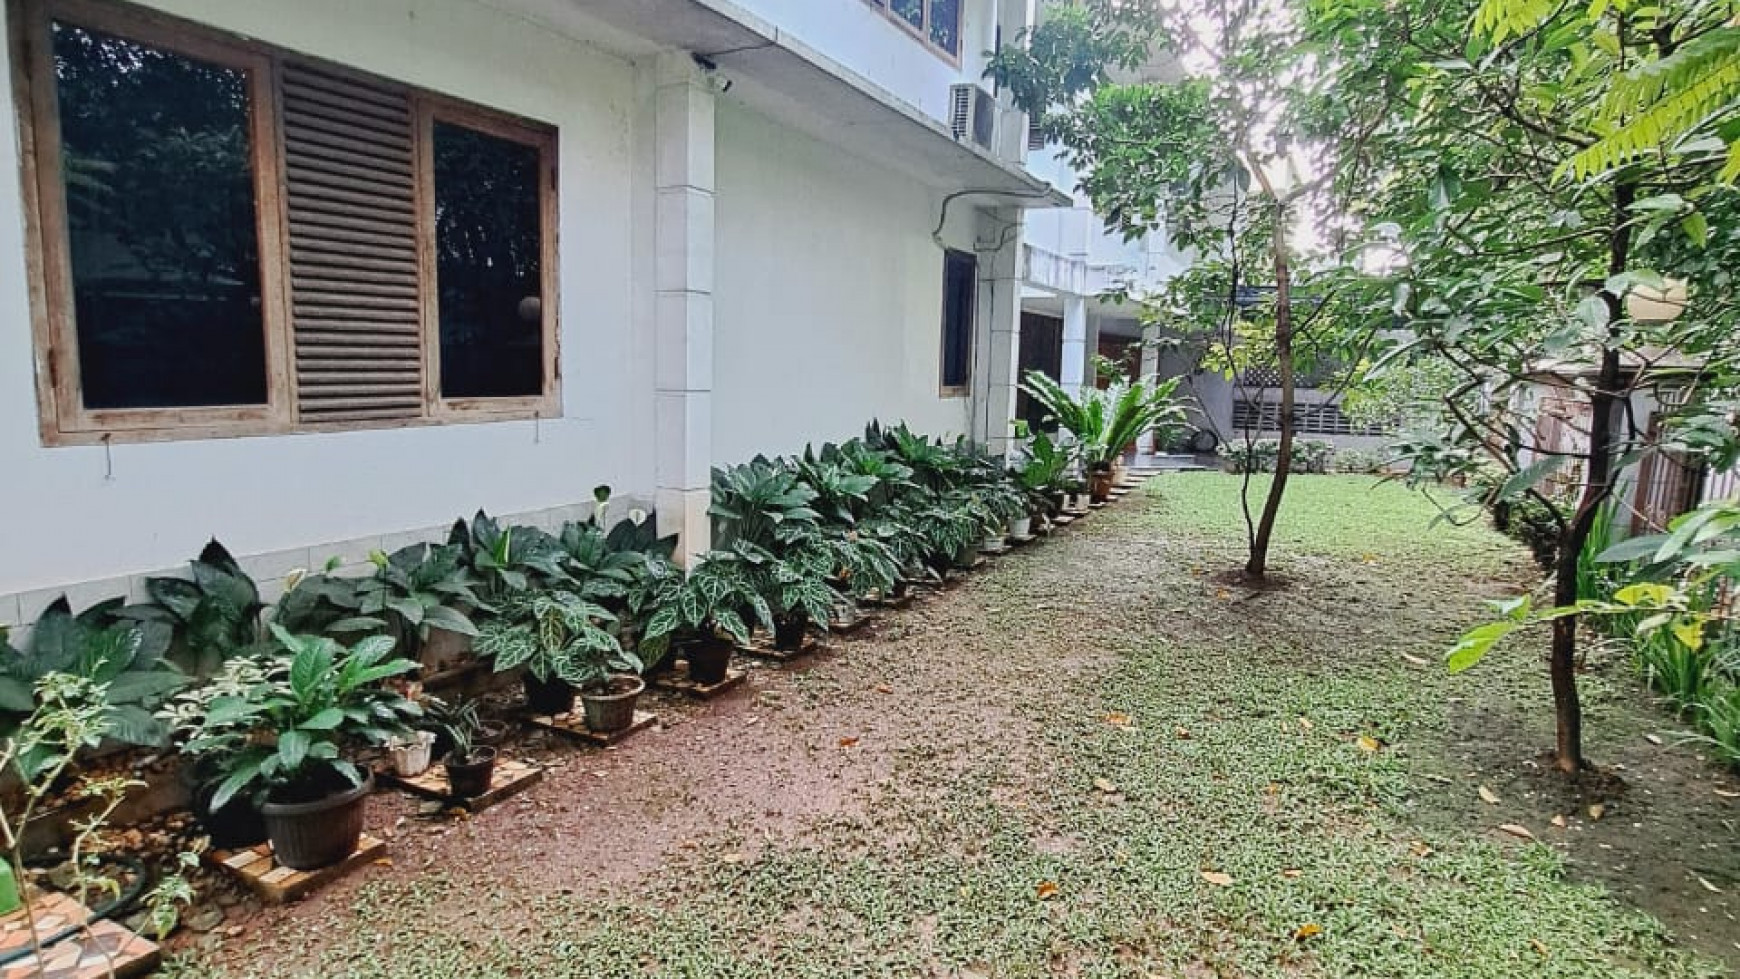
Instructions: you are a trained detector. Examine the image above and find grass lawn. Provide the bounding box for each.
[172,474,1737,978]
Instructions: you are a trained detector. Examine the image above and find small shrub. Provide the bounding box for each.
[1217,438,1336,475]
[1693,682,1740,768]
[1332,449,1389,474]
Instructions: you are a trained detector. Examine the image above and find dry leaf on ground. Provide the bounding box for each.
[838,737,860,748]
[1035,881,1059,900]
[1357,735,1382,753]
[1498,823,1535,841]
[1588,803,1606,821]
[1294,923,1323,940]
[1093,778,1119,794]
[1478,786,1501,805]
[1201,871,1234,887]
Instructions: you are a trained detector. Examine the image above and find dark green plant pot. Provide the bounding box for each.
[581,675,644,733]
[444,747,497,799]
[524,674,577,715]
[685,638,734,685]
[774,615,809,651]
[261,772,372,871]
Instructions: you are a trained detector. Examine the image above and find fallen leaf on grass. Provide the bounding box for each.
[1530,939,1551,958]
[1297,716,1314,733]
[1357,735,1382,753]
[1201,871,1234,887]
[1409,840,1434,857]
[1478,786,1501,805]
[720,853,746,865]
[1280,868,1303,879]
[1696,875,1723,894]
[1035,881,1059,900]
[874,684,893,695]
[839,737,860,748]
[1588,803,1606,821]
[1550,814,1567,828]
[1644,733,1664,745]
[1714,788,1739,799]
[1102,712,1133,727]
[1093,778,1119,794]
[1294,923,1323,941]
[1215,589,1232,601]
[1400,653,1430,667]
[1498,823,1535,841]
[1174,726,1192,739]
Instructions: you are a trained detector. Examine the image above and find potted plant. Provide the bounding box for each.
[641,548,773,684]
[430,698,495,798]
[172,627,421,870]
[477,591,644,730]
[1020,371,1186,504]
[386,730,436,777]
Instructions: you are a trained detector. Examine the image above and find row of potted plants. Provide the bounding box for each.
[3,386,1183,874]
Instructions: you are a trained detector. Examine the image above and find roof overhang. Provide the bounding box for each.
[505,0,1070,207]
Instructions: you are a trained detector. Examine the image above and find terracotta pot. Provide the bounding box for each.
[260,772,372,872]
[1088,469,1115,503]
[581,675,645,733]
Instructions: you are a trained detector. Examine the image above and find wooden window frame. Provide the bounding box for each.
[415,100,561,423]
[12,0,294,445]
[8,0,562,445]
[862,0,963,66]
[938,248,976,398]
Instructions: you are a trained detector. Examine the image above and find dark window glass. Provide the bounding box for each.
[892,0,925,30]
[433,121,545,400]
[52,21,266,410]
[940,249,975,390]
[930,0,961,54]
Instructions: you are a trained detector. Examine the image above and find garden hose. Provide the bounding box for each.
[0,853,152,968]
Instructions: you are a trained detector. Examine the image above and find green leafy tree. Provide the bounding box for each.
[1309,0,1740,772]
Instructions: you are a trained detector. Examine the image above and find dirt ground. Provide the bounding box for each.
[169,475,1740,978]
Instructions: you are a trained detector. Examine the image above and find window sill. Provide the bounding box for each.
[41,406,559,447]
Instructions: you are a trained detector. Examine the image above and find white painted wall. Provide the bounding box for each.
[711,100,973,462]
[0,0,647,596]
[730,0,999,124]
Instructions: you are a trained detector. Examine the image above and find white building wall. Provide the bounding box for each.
[711,100,974,462]
[0,0,647,597]
[729,0,1000,125]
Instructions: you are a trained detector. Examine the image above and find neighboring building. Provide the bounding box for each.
[0,0,1069,626]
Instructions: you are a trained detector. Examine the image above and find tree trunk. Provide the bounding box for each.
[1547,182,1635,774]
[1246,207,1295,579]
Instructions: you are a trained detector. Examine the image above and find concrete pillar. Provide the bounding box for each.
[972,207,1024,456]
[1061,294,1088,397]
[1139,321,1162,452]
[652,55,715,565]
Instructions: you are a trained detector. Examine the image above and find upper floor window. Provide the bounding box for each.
[870,0,963,59]
[12,0,558,444]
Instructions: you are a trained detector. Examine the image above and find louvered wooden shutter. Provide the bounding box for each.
[282,63,424,423]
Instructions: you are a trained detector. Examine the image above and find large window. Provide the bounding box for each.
[13,0,558,444]
[870,0,963,59]
[939,249,976,394]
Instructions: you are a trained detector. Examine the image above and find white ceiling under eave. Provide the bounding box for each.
[501,0,1070,207]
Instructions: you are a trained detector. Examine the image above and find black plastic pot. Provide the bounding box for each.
[192,779,268,851]
[475,718,509,747]
[260,772,372,871]
[444,747,497,799]
[523,674,577,715]
[581,675,645,733]
[773,615,809,651]
[685,638,734,685]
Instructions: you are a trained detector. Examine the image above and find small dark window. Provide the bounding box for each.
[892,0,925,31]
[940,249,976,392]
[432,121,546,400]
[51,20,266,410]
[929,0,961,55]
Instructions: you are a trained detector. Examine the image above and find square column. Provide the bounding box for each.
[971,207,1024,457]
[1139,322,1162,452]
[1061,294,1088,398]
[652,55,716,564]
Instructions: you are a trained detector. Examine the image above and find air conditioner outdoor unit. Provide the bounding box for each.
[949,83,999,152]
